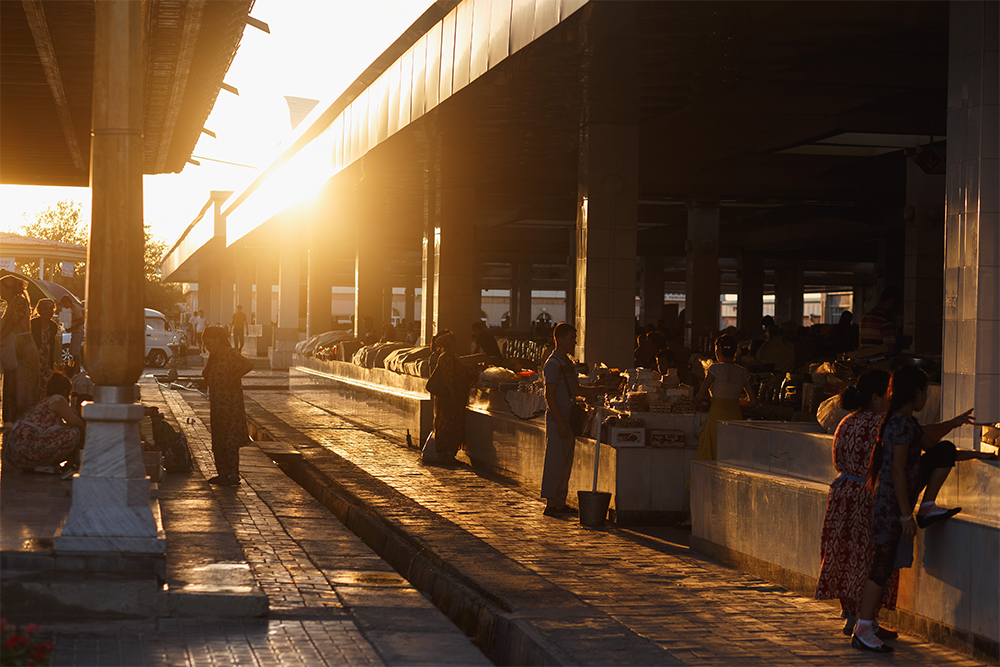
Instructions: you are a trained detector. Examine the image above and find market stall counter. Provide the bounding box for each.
[466,387,707,524]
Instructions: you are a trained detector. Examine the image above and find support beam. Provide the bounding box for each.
[21,0,85,171]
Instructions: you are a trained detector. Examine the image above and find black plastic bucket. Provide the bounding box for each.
[577,490,612,527]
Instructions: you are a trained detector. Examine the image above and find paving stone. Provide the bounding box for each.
[237,390,986,667]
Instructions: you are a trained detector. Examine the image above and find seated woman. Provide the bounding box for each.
[3,372,84,472]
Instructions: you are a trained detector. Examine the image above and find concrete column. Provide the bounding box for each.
[640,256,664,327]
[903,154,945,355]
[234,250,254,320]
[433,184,476,336]
[57,0,160,555]
[277,241,300,329]
[218,259,234,330]
[511,262,532,330]
[307,203,334,337]
[773,264,803,328]
[404,275,416,323]
[575,123,638,369]
[685,204,720,349]
[254,253,274,326]
[737,252,764,333]
[355,183,386,338]
[420,222,436,346]
[942,1,1000,449]
[198,273,214,328]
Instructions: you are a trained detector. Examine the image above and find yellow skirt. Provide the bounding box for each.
[695,397,744,462]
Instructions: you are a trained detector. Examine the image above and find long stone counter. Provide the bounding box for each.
[289,357,707,523]
[691,420,999,660]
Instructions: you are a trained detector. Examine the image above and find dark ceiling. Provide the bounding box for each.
[0,0,253,186]
[306,1,948,279]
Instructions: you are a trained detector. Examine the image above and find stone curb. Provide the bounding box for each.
[244,407,675,667]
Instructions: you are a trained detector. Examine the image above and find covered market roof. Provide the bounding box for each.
[1,0,254,186]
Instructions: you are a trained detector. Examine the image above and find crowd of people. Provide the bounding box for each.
[1,275,88,474]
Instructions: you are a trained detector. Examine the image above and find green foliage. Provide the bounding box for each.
[13,199,183,315]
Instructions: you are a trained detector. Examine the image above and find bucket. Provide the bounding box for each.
[577,490,612,527]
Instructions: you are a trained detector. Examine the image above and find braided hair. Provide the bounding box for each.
[868,365,927,491]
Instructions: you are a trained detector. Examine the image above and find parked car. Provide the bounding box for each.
[60,308,182,367]
[144,308,183,367]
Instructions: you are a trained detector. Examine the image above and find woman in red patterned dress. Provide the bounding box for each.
[202,326,254,486]
[815,369,898,637]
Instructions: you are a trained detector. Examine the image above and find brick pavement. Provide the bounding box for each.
[36,379,487,667]
[238,390,988,667]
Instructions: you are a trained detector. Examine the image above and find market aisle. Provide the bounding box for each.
[238,390,984,667]
[36,378,487,667]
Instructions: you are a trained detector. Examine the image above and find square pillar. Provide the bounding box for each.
[234,250,254,321]
[774,264,803,328]
[307,201,334,337]
[685,204,720,348]
[737,252,764,334]
[511,262,532,330]
[903,155,945,356]
[356,184,386,338]
[942,1,1000,448]
[640,255,664,327]
[433,185,476,336]
[576,123,639,369]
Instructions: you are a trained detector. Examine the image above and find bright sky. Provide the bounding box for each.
[0,0,430,246]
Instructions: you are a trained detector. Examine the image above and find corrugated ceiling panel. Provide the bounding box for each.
[471,0,491,79]
[439,9,457,103]
[489,0,512,67]
[411,36,427,122]
[510,0,535,54]
[399,47,413,129]
[387,59,401,137]
[453,1,473,93]
[425,22,442,112]
[534,0,559,38]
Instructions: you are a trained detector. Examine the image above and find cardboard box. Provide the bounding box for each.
[648,429,686,448]
[608,427,645,447]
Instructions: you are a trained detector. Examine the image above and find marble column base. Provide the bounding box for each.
[56,398,163,554]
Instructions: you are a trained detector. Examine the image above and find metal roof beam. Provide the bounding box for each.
[20,0,85,171]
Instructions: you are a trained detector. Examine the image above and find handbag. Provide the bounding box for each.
[426,364,450,398]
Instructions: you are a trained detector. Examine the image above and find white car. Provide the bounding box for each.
[60,308,183,367]
[144,308,183,367]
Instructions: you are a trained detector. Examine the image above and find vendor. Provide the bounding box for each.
[859,287,902,354]
[472,321,503,363]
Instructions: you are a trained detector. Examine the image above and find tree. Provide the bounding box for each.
[14,199,88,295]
[12,199,183,316]
[144,225,183,316]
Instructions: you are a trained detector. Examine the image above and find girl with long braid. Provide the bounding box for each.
[851,365,992,652]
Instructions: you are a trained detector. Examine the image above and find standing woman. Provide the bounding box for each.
[30,298,60,387]
[693,334,757,465]
[852,365,988,652]
[427,330,468,464]
[202,326,254,485]
[815,370,898,637]
[1,275,41,424]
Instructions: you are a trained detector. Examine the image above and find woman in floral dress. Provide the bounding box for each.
[851,365,991,653]
[3,372,83,471]
[2,275,41,423]
[814,369,897,637]
[202,326,254,485]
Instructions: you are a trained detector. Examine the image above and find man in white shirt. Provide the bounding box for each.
[191,310,206,352]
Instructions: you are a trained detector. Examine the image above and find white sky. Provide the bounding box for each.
[0,0,431,246]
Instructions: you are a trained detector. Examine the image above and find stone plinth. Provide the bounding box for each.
[55,401,164,555]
